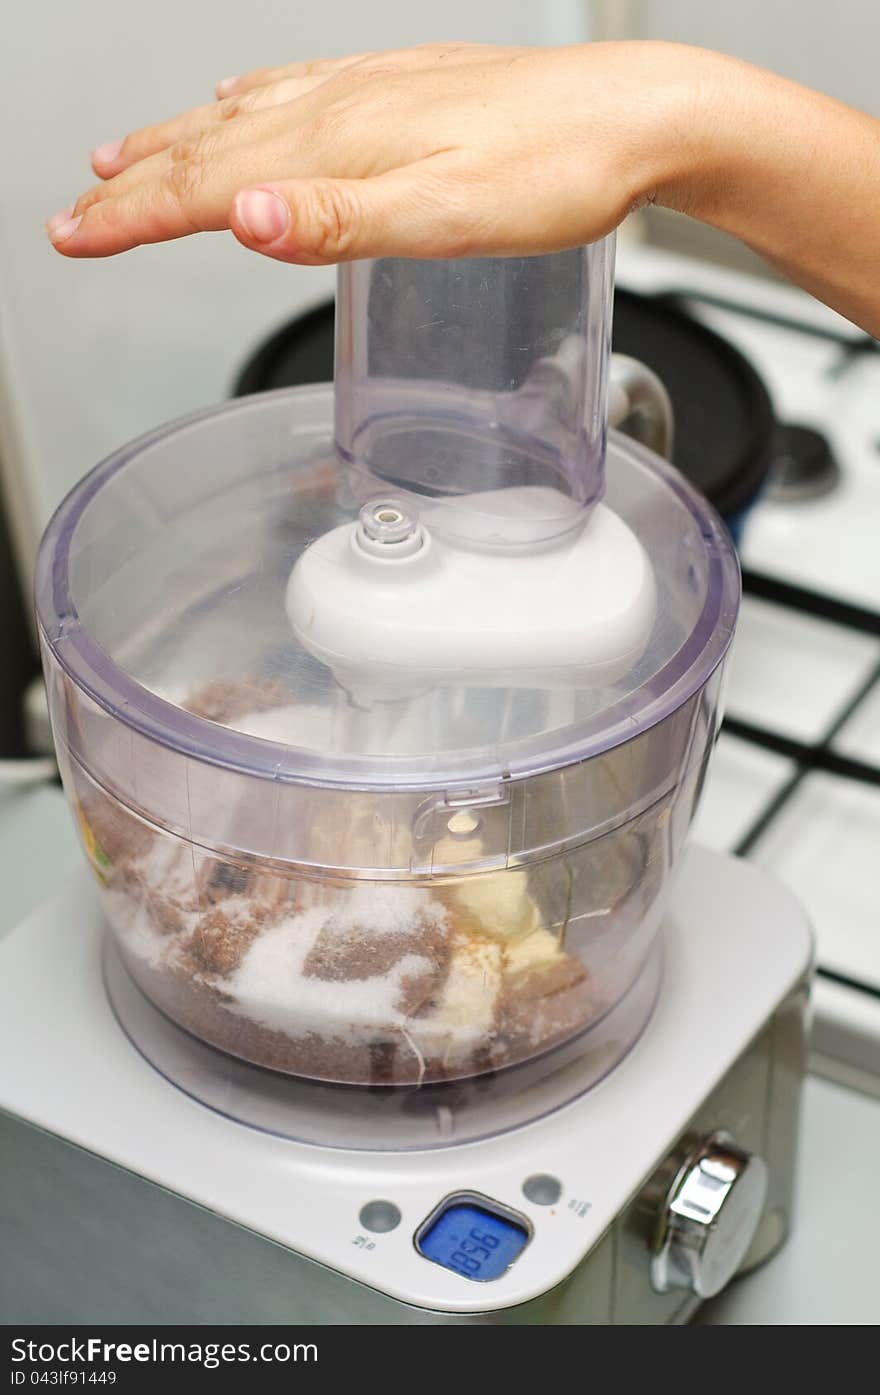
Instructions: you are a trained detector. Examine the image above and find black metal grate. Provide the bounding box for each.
[681,291,880,1001]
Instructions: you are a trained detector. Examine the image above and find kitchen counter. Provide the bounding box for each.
[0,783,81,937]
[1,784,877,1325]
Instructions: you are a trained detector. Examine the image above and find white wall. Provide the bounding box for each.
[637,0,880,115]
[0,2,589,588]
[599,2,880,280]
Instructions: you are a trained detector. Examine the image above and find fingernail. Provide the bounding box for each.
[216,75,240,98]
[235,189,289,243]
[46,205,74,234]
[92,138,124,168]
[49,215,83,245]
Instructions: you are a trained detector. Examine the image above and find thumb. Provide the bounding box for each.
[230,168,471,265]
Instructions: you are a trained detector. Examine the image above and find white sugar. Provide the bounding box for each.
[225,905,435,1041]
[102,883,198,969]
[326,880,448,937]
[96,759,545,1064]
[133,839,197,905]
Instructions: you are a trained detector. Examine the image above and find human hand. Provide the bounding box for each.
[45,41,708,264]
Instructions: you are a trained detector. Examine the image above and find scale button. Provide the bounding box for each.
[359,1200,402,1233]
[522,1174,562,1206]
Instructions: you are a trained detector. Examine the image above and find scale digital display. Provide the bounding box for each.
[417,1200,529,1282]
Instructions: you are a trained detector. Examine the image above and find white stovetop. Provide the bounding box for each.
[618,243,880,608]
[694,600,880,996]
[1,784,878,1324]
[618,247,880,1082]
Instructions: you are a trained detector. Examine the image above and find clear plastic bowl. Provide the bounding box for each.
[35,383,738,1143]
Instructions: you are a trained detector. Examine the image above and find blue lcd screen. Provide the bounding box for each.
[418,1201,529,1282]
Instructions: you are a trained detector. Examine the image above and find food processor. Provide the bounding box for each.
[0,236,812,1324]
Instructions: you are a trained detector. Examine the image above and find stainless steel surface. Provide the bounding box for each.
[650,1135,768,1298]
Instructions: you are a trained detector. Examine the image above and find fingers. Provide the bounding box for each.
[47,43,530,261]
[216,53,374,99]
[215,44,494,100]
[50,90,398,257]
[229,161,489,265]
[91,76,331,179]
[50,138,287,255]
[56,62,439,252]
[228,151,601,266]
[76,102,308,221]
[52,154,460,263]
[89,45,505,187]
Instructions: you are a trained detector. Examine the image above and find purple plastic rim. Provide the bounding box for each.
[35,384,740,794]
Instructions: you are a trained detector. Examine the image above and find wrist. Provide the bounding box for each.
[638,46,749,220]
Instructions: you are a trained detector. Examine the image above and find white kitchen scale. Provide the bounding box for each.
[0,848,810,1325]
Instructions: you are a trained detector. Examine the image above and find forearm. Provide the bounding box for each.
[655,51,880,337]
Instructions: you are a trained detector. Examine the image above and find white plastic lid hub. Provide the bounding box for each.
[287,487,657,695]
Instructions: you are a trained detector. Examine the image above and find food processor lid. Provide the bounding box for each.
[35,384,739,796]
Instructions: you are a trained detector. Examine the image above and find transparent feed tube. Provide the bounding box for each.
[334,239,616,547]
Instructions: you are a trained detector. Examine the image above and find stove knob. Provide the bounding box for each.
[650,1133,768,1299]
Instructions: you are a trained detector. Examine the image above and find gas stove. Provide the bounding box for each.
[618,245,880,1096]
